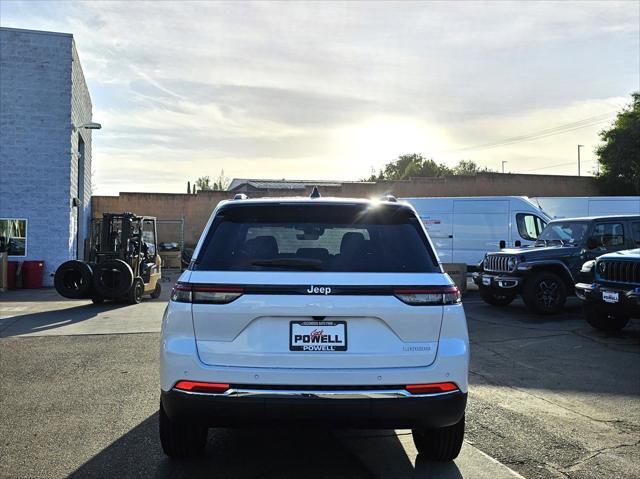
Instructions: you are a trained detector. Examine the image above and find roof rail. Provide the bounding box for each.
[233,193,248,200]
[379,195,397,202]
[310,186,321,199]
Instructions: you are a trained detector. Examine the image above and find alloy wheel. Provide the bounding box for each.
[536,279,559,309]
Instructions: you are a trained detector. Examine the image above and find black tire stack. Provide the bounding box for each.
[54,259,136,303]
[54,261,94,299]
[92,260,134,298]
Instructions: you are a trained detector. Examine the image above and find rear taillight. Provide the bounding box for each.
[394,286,461,305]
[174,380,230,394]
[171,283,192,302]
[405,382,459,395]
[171,283,243,304]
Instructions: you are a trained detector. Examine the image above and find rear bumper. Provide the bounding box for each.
[161,388,467,429]
[575,282,640,316]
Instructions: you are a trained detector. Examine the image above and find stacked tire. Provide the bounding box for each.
[92,260,134,299]
[54,259,137,304]
[54,261,94,299]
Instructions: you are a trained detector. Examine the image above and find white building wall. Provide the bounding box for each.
[70,40,93,261]
[0,27,94,285]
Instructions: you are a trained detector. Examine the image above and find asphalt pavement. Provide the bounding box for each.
[0,279,638,479]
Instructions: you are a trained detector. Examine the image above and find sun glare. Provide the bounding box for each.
[336,118,447,176]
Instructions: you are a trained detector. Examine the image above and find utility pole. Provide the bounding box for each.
[577,145,583,176]
[501,161,507,174]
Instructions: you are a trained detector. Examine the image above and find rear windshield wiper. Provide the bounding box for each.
[251,258,323,271]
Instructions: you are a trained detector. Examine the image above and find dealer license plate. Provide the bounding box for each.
[602,291,619,303]
[482,277,491,286]
[290,321,347,352]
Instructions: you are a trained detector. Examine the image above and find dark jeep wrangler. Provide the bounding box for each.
[474,215,640,314]
[575,248,640,331]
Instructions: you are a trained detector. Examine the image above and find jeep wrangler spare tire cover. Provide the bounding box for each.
[93,259,134,298]
[54,260,94,299]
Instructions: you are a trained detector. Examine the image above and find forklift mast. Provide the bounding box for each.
[90,213,158,269]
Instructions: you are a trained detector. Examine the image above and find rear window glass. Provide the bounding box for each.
[194,203,438,272]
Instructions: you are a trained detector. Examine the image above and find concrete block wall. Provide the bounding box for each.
[0,27,92,285]
[70,40,93,260]
[92,173,599,248]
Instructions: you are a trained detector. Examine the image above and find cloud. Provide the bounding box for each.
[0,0,638,194]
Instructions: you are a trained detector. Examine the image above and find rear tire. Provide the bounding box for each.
[128,278,144,304]
[522,271,567,314]
[150,282,162,299]
[412,415,465,462]
[159,401,207,458]
[479,287,515,307]
[584,307,630,331]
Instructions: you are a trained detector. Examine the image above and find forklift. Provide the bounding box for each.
[87,212,162,304]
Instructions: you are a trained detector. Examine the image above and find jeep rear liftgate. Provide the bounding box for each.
[184,202,452,370]
[186,271,453,369]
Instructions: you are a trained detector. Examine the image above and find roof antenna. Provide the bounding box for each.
[310,186,321,199]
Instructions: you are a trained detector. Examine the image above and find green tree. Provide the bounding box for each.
[366,154,449,181]
[195,170,230,191]
[452,160,492,175]
[595,92,640,195]
[366,154,492,181]
[195,176,212,191]
[212,169,230,190]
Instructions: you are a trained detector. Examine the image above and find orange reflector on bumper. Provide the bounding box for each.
[174,381,230,394]
[405,382,459,395]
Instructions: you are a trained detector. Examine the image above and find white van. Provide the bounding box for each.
[532,196,640,219]
[402,196,551,266]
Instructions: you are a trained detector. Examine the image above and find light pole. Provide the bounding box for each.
[502,161,507,174]
[73,122,102,131]
[577,145,583,176]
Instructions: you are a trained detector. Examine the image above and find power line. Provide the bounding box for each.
[521,158,598,173]
[452,114,613,152]
[451,118,609,152]
[441,111,616,154]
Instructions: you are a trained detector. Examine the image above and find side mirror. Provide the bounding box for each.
[586,237,599,250]
[499,240,506,249]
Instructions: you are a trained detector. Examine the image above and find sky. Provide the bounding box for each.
[1,1,639,195]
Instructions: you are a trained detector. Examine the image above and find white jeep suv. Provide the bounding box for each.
[160,194,469,461]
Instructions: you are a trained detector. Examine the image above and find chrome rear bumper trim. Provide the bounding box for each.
[172,387,459,399]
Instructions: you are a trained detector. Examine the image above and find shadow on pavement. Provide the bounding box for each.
[0,287,70,302]
[0,302,129,337]
[415,455,463,478]
[70,413,463,478]
[465,291,640,398]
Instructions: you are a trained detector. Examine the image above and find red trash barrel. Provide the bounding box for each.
[7,261,19,289]
[22,261,45,289]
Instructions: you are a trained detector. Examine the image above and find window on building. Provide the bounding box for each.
[0,219,28,256]
[592,223,625,249]
[516,213,546,241]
